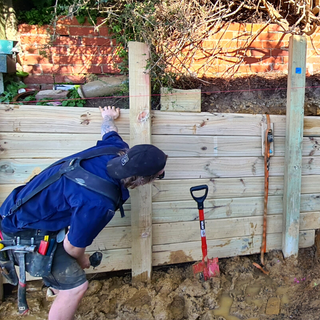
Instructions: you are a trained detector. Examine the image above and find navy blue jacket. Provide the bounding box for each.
[0,131,129,248]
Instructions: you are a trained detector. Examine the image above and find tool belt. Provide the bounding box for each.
[1,228,61,280]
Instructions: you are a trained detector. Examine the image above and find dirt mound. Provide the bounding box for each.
[1,246,320,319]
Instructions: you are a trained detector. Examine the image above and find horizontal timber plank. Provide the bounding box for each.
[153,193,320,222]
[5,229,314,283]
[1,193,320,227]
[3,156,320,184]
[0,133,129,158]
[152,230,314,266]
[2,175,320,205]
[2,133,320,159]
[85,212,319,251]
[152,211,320,245]
[152,175,320,201]
[0,105,130,134]
[2,105,320,137]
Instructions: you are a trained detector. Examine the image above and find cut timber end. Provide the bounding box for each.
[160,87,201,112]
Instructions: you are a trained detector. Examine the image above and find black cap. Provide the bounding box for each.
[107,144,167,179]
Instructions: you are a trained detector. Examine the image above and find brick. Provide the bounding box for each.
[41,64,55,73]
[257,32,280,41]
[246,24,265,32]
[68,45,99,55]
[22,65,42,74]
[307,56,320,64]
[264,41,289,49]
[243,57,261,64]
[52,65,74,74]
[237,65,252,73]
[81,37,113,46]
[22,45,38,54]
[249,40,265,49]
[218,56,241,65]
[18,24,38,34]
[20,35,50,45]
[53,55,82,65]
[250,64,272,73]
[38,25,69,36]
[50,46,69,55]
[69,26,99,36]
[21,54,52,65]
[271,48,289,56]
[202,40,218,48]
[52,36,80,46]
[262,56,283,64]
[268,24,282,32]
[272,64,288,72]
[250,49,270,57]
[24,75,54,84]
[55,75,86,83]
[37,25,52,35]
[102,64,121,74]
[73,65,102,74]
[99,46,113,55]
[56,25,69,36]
[98,27,111,37]
[234,39,251,48]
[312,34,320,42]
[218,40,237,50]
[227,23,247,32]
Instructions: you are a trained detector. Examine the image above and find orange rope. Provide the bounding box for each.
[261,114,271,266]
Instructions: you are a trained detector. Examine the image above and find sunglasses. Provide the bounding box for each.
[157,171,165,180]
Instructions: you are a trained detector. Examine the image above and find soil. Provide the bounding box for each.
[1,246,320,320]
[84,72,320,116]
[2,73,320,319]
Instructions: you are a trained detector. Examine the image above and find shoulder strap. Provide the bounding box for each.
[6,147,123,218]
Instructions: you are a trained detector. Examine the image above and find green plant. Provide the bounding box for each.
[61,87,86,107]
[0,76,27,103]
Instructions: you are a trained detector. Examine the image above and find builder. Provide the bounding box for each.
[0,106,167,320]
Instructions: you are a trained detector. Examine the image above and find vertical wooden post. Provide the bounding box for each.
[282,35,307,258]
[128,41,152,282]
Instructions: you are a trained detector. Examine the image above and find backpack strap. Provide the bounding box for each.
[5,147,125,218]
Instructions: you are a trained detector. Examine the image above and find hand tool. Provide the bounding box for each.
[190,185,219,280]
[1,237,36,314]
[261,114,273,266]
[89,251,103,269]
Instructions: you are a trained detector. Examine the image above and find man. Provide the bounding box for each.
[0,106,167,320]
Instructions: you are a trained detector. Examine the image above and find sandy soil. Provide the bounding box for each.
[2,73,320,319]
[1,246,320,320]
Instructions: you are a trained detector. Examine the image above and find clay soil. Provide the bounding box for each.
[1,247,320,320]
[2,73,320,319]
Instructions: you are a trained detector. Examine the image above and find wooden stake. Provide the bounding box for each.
[128,41,152,282]
[282,35,307,258]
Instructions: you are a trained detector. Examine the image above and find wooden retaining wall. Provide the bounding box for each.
[1,104,320,279]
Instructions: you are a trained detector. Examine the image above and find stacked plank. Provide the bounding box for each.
[1,104,320,278]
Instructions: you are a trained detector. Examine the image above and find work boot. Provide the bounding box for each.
[46,287,57,302]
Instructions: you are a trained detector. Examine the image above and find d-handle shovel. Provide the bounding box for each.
[190,185,220,280]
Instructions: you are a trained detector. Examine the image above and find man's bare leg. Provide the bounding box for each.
[48,281,88,320]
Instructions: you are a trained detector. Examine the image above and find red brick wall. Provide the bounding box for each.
[18,19,320,89]
[18,17,121,90]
